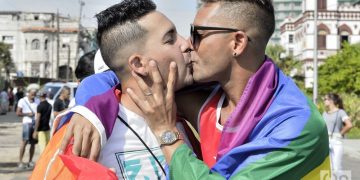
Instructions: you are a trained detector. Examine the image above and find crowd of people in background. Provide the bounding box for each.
[2,50,96,169]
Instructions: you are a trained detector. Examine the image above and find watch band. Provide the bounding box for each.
[159,130,183,146]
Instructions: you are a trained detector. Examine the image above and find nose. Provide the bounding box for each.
[187,37,195,51]
[178,34,193,53]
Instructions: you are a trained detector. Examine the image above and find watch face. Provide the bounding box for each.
[161,131,176,144]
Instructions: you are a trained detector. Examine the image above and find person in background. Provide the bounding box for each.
[15,86,24,112]
[33,91,52,153]
[68,50,96,108]
[0,88,9,115]
[53,86,70,118]
[16,86,40,169]
[8,87,14,111]
[323,93,353,172]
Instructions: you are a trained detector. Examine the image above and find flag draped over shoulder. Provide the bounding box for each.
[30,123,117,180]
[170,58,330,179]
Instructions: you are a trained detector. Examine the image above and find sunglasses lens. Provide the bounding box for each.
[190,25,199,49]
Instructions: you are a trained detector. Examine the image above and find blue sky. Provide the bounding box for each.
[0,0,198,36]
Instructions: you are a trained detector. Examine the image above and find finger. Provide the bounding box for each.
[109,168,116,173]
[80,128,91,158]
[127,88,153,113]
[72,125,83,156]
[59,121,75,153]
[149,60,165,101]
[131,71,155,102]
[89,135,101,161]
[166,61,177,106]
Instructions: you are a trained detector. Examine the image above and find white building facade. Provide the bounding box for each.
[280,0,360,88]
[0,11,79,79]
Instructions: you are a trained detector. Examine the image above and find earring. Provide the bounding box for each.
[233,52,237,56]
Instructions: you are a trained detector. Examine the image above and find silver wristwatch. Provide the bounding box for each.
[158,130,181,146]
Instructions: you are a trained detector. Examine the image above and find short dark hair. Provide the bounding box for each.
[95,0,156,71]
[201,0,275,42]
[75,50,95,81]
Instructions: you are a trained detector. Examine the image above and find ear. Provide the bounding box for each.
[232,31,249,57]
[128,54,148,76]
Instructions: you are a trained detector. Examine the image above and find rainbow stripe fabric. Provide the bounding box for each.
[169,59,330,179]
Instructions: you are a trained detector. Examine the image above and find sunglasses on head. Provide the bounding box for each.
[190,24,251,49]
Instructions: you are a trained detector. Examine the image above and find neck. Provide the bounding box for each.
[328,105,339,113]
[119,79,147,118]
[27,96,34,102]
[220,55,264,110]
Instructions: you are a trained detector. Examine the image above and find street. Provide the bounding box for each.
[1,111,360,179]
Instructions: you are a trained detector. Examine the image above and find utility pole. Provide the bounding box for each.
[56,9,60,80]
[74,0,85,81]
[313,1,318,104]
[65,44,70,82]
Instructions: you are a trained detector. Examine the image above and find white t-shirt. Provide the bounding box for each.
[98,104,191,179]
[17,97,40,124]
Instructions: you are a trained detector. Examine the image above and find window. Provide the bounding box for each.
[2,36,13,41]
[340,35,349,49]
[317,30,327,49]
[34,15,39,20]
[44,39,48,50]
[31,39,40,50]
[31,62,40,76]
[289,48,294,56]
[289,34,294,43]
[318,0,327,10]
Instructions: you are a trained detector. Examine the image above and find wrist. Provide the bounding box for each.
[156,128,183,147]
[153,126,178,137]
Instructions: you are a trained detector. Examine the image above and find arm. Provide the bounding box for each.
[16,105,34,117]
[58,71,119,160]
[33,112,41,139]
[339,110,353,136]
[341,118,353,136]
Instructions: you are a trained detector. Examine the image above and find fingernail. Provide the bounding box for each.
[149,60,156,67]
[170,62,176,68]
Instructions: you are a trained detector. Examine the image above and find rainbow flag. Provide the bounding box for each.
[169,59,330,179]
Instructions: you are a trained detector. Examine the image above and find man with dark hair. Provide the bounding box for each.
[58,0,330,179]
[31,0,197,179]
[75,50,96,82]
[33,91,52,153]
[53,86,70,117]
[68,50,96,108]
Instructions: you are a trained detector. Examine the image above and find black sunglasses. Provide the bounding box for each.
[190,24,251,49]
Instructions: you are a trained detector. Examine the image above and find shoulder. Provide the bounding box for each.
[18,98,25,104]
[338,109,347,115]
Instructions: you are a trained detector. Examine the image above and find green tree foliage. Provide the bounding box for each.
[266,44,304,90]
[318,43,360,129]
[0,42,13,77]
[318,43,360,95]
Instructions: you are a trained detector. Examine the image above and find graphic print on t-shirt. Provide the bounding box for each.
[98,105,166,180]
[115,148,165,179]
